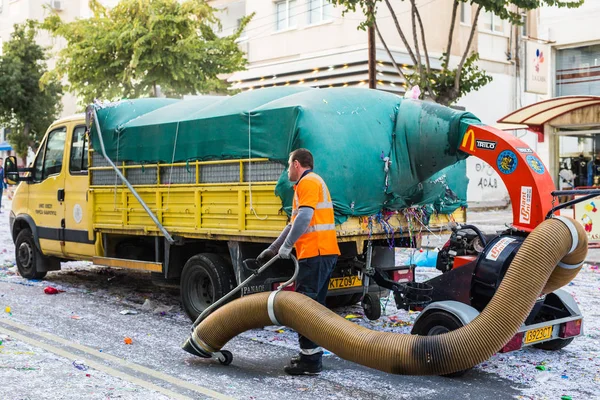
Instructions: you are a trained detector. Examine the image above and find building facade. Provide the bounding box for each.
[537,1,600,188]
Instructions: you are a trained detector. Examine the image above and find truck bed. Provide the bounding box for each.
[89,153,465,244]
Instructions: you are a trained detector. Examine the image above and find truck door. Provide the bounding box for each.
[63,125,96,258]
[29,126,67,257]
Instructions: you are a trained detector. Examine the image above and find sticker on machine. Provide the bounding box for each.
[73,204,83,224]
[519,186,533,224]
[486,237,516,261]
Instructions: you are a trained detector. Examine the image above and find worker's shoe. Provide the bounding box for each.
[284,352,323,376]
[284,359,322,376]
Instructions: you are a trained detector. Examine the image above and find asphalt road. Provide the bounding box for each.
[0,267,524,400]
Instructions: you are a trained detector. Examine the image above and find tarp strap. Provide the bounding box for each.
[165,121,180,211]
[248,113,268,221]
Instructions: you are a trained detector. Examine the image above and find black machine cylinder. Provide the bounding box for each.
[471,235,524,311]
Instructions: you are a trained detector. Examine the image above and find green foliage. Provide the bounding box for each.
[331,0,584,105]
[43,0,251,105]
[0,20,63,158]
[432,53,493,105]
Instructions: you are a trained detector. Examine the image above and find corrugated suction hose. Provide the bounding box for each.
[184,217,587,375]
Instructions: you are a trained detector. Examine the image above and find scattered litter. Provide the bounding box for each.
[141,299,156,311]
[43,286,64,295]
[153,305,173,314]
[124,337,133,345]
[86,373,91,378]
[4,306,10,313]
[561,396,572,400]
[535,371,553,383]
[70,316,82,320]
[535,365,547,371]
[344,314,361,320]
[73,360,88,371]
[264,326,286,332]
[119,310,138,315]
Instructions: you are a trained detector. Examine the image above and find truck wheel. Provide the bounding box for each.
[362,293,382,320]
[15,229,49,280]
[411,310,471,377]
[533,337,574,351]
[180,253,236,321]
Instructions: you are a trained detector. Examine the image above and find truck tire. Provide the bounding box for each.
[15,229,50,280]
[180,253,236,321]
[411,310,471,377]
[533,337,574,351]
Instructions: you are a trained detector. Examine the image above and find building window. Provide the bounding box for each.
[480,10,504,34]
[460,2,471,25]
[556,44,600,96]
[309,0,332,24]
[521,14,527,37]
[276,0,297,31]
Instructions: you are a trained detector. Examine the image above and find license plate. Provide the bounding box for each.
[328,275,362,290]
[524,326,553,344]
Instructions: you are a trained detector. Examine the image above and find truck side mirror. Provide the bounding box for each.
[4,156,31,184]
[4,156,19,185]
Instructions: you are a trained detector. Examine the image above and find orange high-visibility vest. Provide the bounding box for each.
[291,172,340,259]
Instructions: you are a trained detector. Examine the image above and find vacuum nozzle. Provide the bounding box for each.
[181,337,211,358]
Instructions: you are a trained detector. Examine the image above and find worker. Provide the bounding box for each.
[257,148,340,376]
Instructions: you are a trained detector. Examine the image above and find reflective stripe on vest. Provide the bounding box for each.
[305,223,336,233]
[293,175,332,211]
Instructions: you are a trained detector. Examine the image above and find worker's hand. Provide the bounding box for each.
[257,248,276,266]
[278,243,293,259]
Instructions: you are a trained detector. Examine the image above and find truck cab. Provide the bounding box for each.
[7,114,96,279]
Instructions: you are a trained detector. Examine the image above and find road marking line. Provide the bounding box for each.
[0,318,234,400]
[0,324,192,400]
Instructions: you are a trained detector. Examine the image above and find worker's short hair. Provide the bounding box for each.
[290,148,314,169]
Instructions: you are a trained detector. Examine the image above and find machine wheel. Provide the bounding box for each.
[180,253,236,321]
[362,293,382,320]
[15,229,51,280]
[533,337,574,351]
[411,310,471,377]
[218,350,233,366]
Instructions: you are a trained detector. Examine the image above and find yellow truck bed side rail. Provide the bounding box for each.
[89,155,465,243]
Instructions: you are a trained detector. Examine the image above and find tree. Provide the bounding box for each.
[331,0,584,105]
[0,20,63,159]
[43,0,251,105]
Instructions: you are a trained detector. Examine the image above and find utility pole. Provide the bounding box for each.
[367,2,376,89]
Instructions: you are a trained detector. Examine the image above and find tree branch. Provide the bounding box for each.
[444,0,460,72]
[409,0,423,85]
[454,5,483,93]
[410,0,432,98]
[411,0,430,76]
[384,0,418,66]
[375,21,412,86]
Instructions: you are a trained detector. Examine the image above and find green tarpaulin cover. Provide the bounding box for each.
[90,88,479,222]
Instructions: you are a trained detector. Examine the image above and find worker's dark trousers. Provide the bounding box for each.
[295,254,337,363]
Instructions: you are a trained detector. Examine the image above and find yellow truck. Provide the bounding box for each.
[5,89,468,321]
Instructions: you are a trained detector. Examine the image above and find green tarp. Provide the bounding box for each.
[91,88,479,221]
